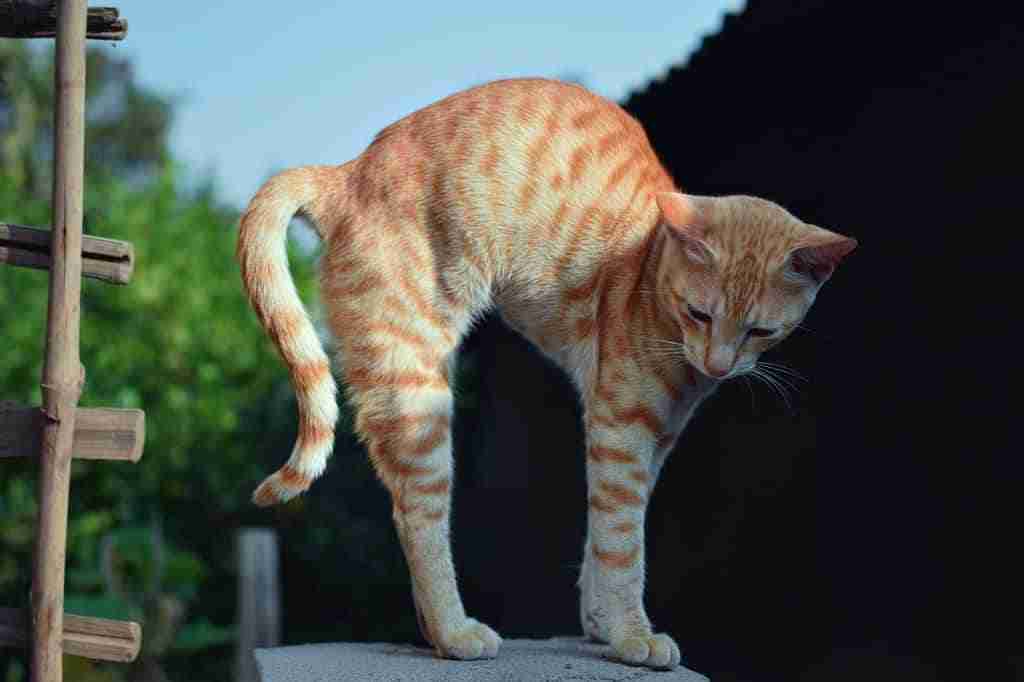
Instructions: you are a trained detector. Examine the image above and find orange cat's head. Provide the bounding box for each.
[653,192,856,380]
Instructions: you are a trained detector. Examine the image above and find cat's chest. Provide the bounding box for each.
[667,376,716,424]
[647,363,718,447]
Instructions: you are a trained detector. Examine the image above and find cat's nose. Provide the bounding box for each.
[705,362,730,378]
[705,347,735,378]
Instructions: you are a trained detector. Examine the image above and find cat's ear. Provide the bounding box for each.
[656,192,716,265]
[789,226,858,284]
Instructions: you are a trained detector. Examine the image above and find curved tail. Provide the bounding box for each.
[237,166,339,506]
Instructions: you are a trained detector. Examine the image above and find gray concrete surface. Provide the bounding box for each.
[254,637,710,681]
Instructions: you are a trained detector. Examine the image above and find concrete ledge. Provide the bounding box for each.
[254,637,709,681]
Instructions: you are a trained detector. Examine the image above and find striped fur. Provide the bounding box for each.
[236,78,855,667]
[238,166,341,505]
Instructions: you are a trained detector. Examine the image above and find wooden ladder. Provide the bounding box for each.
[0,3,144,681]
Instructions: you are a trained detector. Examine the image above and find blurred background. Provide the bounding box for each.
[1,1,1020,680]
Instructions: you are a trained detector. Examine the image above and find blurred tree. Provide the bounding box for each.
[0,40,171,197]
[0,161,319,680]
[0,42,314,681]
[1,37,486,682]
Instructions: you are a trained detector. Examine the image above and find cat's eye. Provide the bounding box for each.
[687,305,712,324]
[747,327,776,338]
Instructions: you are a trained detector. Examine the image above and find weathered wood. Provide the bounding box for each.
[236,528,280,682]
[0,1,126,40]
[32,2,87,680]
[0,608,141,663]
[0,223,135,285]
[0,405,144,462]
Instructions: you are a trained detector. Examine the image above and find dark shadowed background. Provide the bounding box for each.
[2,2,1020,681]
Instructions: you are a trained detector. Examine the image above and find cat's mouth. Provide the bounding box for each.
[673,321,742,381]
[695,365,731,381]
[686,347,739,381]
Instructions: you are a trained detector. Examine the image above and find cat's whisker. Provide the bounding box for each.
[639,336,689,352]
[756,360,803,382]
[757,359,802,372]
[768,374,797,414]
[646,348,689,358]
[643,343,688,354]
[750,366,795,414]
[640,336,695,366]
[648,352,690,365]
[762,375,793,414]
[756,361,807,383]
[794,323,837,345]
[769,372,806,392]
[740,374,758,412]
[638,334,683,345]
[768,373,802,400]
[646,348,685,357]
[643,340,683,349]
[756,364,802,398]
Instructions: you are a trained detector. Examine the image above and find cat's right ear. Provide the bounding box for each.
[656,192,716,265]
[788,226,858,284]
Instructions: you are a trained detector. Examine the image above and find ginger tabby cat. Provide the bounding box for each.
[236,78,855,669]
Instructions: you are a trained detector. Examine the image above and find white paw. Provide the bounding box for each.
[611,633,681,670]
[578,559,610,643]
[433,617,502,660]
[581,606,610,643]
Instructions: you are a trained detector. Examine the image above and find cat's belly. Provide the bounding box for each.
[497,299,595,385]
[499,305,570,356]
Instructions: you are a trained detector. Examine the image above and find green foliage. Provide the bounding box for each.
[0,161,316,497]
[172,619,235,653]
[1,41,172,197]
[1,37,335,682]
[0,162,315,679]
[1,35,489,682]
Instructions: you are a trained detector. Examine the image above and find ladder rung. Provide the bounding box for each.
[0,222,134,284]
[0,607,141,662]
[0,405,145,462]
[0,4,127,41]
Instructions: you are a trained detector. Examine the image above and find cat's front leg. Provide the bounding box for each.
[579,402,682,670]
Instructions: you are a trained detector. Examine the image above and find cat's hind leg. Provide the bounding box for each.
[351,357,500,660]
[325,259,500,661]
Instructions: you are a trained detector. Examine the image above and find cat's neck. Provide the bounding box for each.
[628,225,695,369]
[637,226,666,302]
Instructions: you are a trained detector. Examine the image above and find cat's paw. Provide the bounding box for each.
[433,618,502,660]
[581,607,610,644]
[611,633,681,670]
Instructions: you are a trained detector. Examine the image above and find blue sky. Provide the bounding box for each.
[115,1,744,208]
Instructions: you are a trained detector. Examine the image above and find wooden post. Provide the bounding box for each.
[31,1,87,680]
[236,529,281,682]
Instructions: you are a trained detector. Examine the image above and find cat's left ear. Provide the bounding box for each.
[656,192,716,264]
[789,226,858,284]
